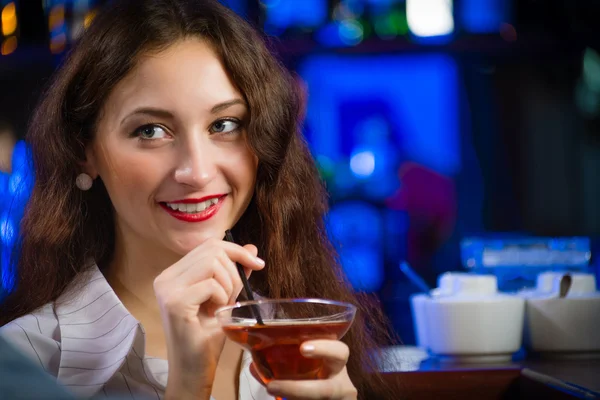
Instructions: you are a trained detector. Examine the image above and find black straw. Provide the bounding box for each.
[224,230,265,325]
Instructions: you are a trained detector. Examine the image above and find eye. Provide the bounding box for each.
[133,124,169,140]
[210,119,240,134]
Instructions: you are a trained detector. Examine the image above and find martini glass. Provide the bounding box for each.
[215,298,356,400]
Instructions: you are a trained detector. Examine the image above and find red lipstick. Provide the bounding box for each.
[160,194,226,222]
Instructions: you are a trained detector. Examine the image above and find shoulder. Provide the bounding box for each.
[0,303,62,376]
[2,302,60,337]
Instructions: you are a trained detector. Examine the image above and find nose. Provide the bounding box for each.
[173,135,217,188]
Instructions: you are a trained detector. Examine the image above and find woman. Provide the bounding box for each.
[0,0,398,399]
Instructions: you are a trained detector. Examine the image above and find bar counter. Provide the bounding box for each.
[369,347,600,399]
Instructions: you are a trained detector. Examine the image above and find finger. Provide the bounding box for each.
[267,378,355,400]
[241,245,260,279]
[223,241,264,271]
[214,250,243,303]
[175,253,235,299]
[160,239,264,280]
[182,278,230,315]
[229,244,261,301]
[243,244,258,258]
[301,340,350,376]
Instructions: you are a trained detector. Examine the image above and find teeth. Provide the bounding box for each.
[166,197,220,214]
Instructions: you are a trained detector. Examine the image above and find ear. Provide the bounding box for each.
[79,145,99,179]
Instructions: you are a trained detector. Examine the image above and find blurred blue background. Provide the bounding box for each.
[1,0,600,343]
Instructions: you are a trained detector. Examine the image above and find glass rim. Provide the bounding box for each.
[214,297,357,316]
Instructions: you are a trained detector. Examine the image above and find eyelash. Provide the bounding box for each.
[130,118,242,141]
[211,118,242,135]
[130,124,168,141]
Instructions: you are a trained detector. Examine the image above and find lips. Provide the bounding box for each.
[159,194,226,222]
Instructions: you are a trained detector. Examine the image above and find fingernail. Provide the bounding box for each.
[255,257,265,266]
[302,344,315,354]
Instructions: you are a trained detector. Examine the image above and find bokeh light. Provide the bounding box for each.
[1,35,17,55]
[83,9,96,28]
[1,2,17,36]
[0,214,15,247]
[350,151,376,178]
[50,32,67,54]
[406,0,454,38]
[339,19,364,46]
[48,4,65,32]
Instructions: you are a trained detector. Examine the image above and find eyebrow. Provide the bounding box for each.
[120,98,247,125]
[210,98,246,113]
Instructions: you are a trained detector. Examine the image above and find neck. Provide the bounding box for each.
[104,222,181,319]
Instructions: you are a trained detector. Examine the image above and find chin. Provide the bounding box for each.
[169,230,225,254]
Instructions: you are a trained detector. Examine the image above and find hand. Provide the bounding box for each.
[153,237,265,400]
[250,340,358,400]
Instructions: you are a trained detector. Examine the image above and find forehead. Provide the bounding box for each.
[102,38,241,118]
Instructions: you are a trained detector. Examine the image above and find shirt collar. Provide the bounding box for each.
[54,264,143,398]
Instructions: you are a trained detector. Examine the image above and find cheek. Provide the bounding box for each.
[98,150,164,205]
[236,150,258,187]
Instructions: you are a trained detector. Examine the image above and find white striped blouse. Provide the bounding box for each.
[0,264,273,400]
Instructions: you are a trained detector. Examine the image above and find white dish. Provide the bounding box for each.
[410,293,430,350]
[525,293,600,354]
[411,273,525,362]
[523,271,600,355]
[425,294,525,362]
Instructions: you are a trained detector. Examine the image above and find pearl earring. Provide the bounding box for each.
[76,173,93,191]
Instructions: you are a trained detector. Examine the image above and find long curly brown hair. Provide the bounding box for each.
[0,0,399,398]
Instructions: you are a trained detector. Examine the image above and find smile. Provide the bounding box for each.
[159,194,226,222]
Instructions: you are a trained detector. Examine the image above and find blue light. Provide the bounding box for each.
[300,54,460,175]
[263,0,326,31]
[260,0,281,7]
[50,23,67,39]
[8,141,34,209]
[0,211,17,294]
[316,20,364,48]
[44,0,68,9]
[331,163,359,197]
[316,23,345,47]
[0,214,15,247]
[11,140,31,174]
[339,20,363,45]
[219,0,247,18]
[8,172,26,196]
[347,116,402,199]
[0,172,8,206]
[328,201,382,248]
[0,140,34,295]
[340,0,365,18]
[1,245,14,299]
[350,151,375,178]
[327,201,384,292]
[339,247,384,292]
[365,0,396,5]
[460,0,510,34]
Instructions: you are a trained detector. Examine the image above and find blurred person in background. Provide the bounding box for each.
[0,1,399,399]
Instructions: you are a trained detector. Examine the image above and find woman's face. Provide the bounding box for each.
[86,38,258,257]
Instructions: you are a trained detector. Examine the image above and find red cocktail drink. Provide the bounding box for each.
[216,299,356,387]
